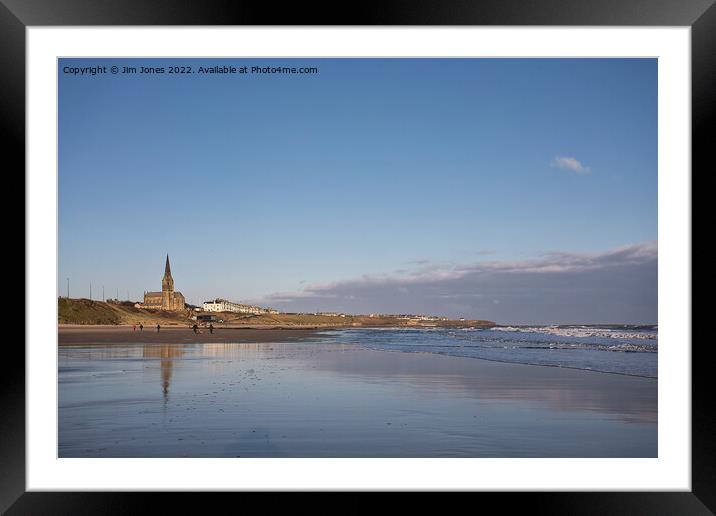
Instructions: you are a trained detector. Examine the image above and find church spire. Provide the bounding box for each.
[162,254,174,295]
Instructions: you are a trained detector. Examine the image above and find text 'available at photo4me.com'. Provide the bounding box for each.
[61,63,320,77]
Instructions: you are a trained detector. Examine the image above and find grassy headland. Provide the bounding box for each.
[58,298,495,329]
[58,298,193,326]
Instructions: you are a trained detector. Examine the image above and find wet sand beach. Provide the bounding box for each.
[59,334,657,457]
[59,325,323,346]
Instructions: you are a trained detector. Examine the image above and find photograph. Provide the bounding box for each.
[57,57,658,459]
[5,2,707,508]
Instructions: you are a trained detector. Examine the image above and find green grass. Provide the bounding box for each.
[58,298,122,325]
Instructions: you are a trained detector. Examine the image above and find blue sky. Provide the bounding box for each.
[58,58,657,323]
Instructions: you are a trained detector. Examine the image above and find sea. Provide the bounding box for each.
[330,324,658,378]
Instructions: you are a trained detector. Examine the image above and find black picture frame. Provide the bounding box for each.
[4,0,709,512]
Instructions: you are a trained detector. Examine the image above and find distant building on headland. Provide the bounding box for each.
[140,255,185,311]
[369,313,449,321]
[202,298,278,315]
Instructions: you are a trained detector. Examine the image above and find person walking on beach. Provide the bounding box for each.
[192,323,198,334]
[139,323,143,332]
[209,323,214,334]
[133,324,136,332]
[156,324,160,332]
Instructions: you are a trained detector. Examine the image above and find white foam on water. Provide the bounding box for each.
[490,326,657,340]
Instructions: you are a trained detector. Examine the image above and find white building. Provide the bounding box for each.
[202,298,277,315]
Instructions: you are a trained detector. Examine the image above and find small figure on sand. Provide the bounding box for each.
[209,323,214,334]
[192,323,198,334]
[156,324,161,332]
[139,323,143,332]
[133,324,136,332]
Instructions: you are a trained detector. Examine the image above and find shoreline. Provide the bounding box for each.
[58,323,483,330]
[58,323,487,346]
[58,325,657,380]
[357,345,658,380]
[58,326,327,346]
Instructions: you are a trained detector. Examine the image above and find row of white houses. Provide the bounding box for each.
[201,298,278,315]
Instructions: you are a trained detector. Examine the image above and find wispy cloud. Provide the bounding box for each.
[254,242,657,324]
[552,156,591,175]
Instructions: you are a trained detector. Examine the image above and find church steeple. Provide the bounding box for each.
[162,254,174,294]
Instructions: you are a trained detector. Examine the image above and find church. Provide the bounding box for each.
[142,255,186,311]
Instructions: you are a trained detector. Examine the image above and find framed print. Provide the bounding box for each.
[5,0,710,512]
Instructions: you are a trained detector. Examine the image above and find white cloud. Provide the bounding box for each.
[552,156,591,175]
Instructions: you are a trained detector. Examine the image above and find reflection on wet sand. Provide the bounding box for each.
[194,342,656,424]
[306,346,657,424]
[142,345,185,400]
[59,341,657,457]
[65,342,656,423]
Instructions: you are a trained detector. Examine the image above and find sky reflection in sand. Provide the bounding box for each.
[59,341,656,458]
